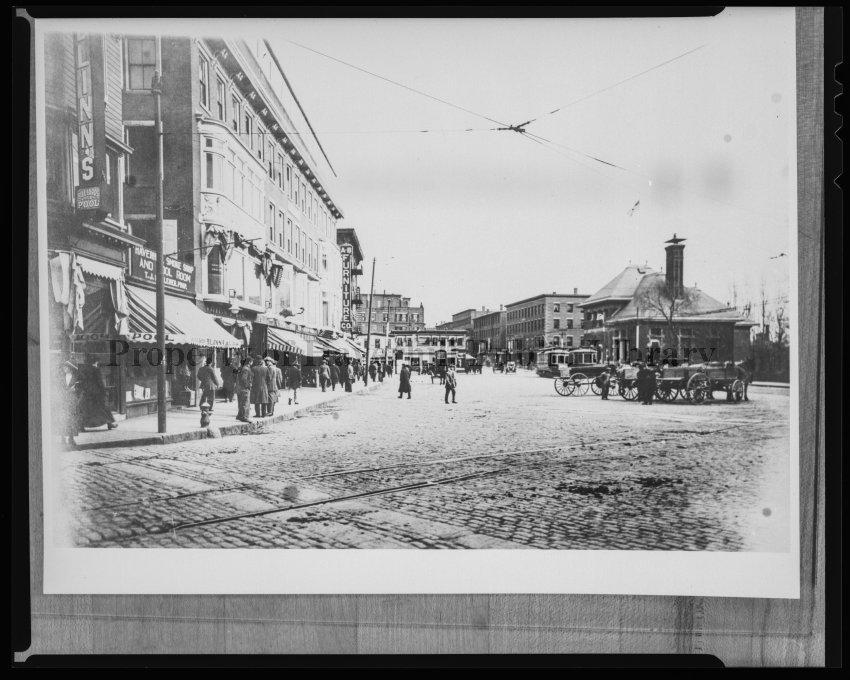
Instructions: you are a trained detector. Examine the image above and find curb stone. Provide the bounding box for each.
[78,381,383,449]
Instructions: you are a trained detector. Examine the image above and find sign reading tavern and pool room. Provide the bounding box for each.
[129,245,196,294]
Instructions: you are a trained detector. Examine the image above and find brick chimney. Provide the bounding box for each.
[664,234,686,297]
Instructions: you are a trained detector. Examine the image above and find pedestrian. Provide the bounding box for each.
[596,368,611,400]
[265,356,283,415]
[250,355,270,417]
[58,360,81,448]
[196,354,220,412]
[329,360,340,391]
[78,355,118,430]
[344,361,354,392]
[377,361,385,382]
[444,366,458,404]
[288,358,302,405]
[319,359,331,392]
[221,355,238,402]
[386,361,394,377]
[439,365,446,385]
[236,357,253,422]
[638,363,656,405]
[398,363,412,399]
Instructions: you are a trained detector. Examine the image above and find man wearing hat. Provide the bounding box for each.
[318,358,331,393]
[264,356,283,415]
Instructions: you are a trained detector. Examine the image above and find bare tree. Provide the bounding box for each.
[634,276,697,359]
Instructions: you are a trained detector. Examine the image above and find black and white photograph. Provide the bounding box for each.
[32,9,802,597]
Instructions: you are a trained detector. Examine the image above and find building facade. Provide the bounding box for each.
[580,236,755,364]
[471,309,507,363]
[505,291,589,366]
[355,293,426,337]
[385,329,470,372]
[43,32,354,420]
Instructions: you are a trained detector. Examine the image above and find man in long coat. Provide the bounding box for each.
[264,356,283,415]
[196,354,220,412]
[287,359,303,405]
[78,356,117,429]
[236,357,253,422]
[344,361,354,392]
[398,364,412,399]
[250,356,270,418]
[329,360,340,391]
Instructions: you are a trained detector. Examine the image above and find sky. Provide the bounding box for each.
[44,9,796,327]
[264,8,796,325]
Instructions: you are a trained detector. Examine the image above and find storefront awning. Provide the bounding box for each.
[343,337,364,356]
[76,256,124,282]
[124,285,243,349]
[266,326,311,355]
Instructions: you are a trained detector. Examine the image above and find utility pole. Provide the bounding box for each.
[152,45,167,434]
[363,258,376,385]
[383,288,389,366]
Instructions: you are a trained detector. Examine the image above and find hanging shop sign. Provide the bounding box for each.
[73,34,106,212]
[340,244,353,331]
[129,245,196,294]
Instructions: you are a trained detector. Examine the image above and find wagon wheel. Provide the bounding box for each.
[618,380,639,401]
[730,379,744,402]
[570,373,590,396]
[589,377,602,395]
[655,383,679,402]
[685,372,709,403]
[554,377,574,396]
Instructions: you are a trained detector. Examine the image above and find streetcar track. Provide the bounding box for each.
[102,423,752,539]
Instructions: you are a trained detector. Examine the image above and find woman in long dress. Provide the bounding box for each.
[59,360,82,448]
[78,357,118,429]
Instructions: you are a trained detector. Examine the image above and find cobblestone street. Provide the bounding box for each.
[56,371,790,551]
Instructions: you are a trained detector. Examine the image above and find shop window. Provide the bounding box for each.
[229,252,245,301]
[126,37,156,90]
[207,245,223,295]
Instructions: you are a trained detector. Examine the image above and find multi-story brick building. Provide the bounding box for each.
[505,290,589,366]
[355,293,426,338]
[385,329,470,373]
[471,309,507,364]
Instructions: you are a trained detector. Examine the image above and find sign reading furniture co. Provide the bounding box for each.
[340,244,353,332]
[129,245,196,293]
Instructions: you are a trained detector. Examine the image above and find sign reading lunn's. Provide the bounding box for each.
[74,34,100,211]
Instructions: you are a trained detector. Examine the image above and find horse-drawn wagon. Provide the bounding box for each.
[654,361,747,403]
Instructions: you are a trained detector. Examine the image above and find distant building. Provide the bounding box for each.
[505,290,589,366]
[437,307,491,353]
[383,329,470,372]
[472,309,507,364]
[354,292,426,337]
[580,235,756,364]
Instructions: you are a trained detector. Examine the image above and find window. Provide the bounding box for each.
[199,54,209,108]
[300,181,307,211]
[126,38,156,90]
[553,318,560,329]
[295,226,301,260]
[566,336,574,347]
[267,202,275,240]
[276,153,284,188]
[286,165,293,199]
[553,303,560,313]
[566,319,573,329]
[231,96,241,132]
[286,218,293,253]
[207,246,223,294]
[215,77,226,120]
[244,113,253,148]
[567,304,574,313]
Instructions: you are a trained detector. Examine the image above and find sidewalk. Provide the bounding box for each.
[751,381,790,388]
[74,380,384,449]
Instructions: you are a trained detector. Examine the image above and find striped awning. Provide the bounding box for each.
[122,285,242,348]
[266,326,310,355]
[76,255,124,282]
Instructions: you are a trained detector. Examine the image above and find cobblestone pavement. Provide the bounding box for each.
[56,371,790,550]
